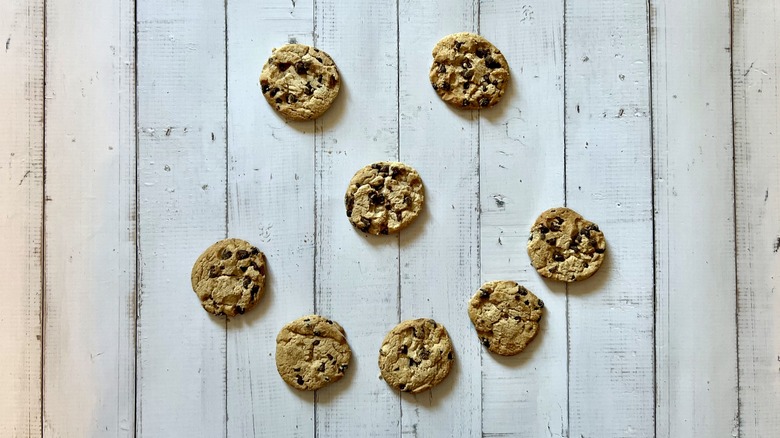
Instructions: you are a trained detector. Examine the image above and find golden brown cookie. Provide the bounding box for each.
[275,315,351,391]
[468,280,544,356]
[378,319,453,393]
[429,32,510,109]
[190,238,266,316]
[344,161,424,235]
[260,43,340,121]
[527,207,607,282]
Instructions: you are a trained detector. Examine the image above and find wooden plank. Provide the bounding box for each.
[650,0,739,436]
[478,0,568,436]
[314,0,400,435]
[136,0,227,435]
[397,1,480,437]
[565,1,654,436]
[42,0,136,435]
[733,0,780,435]
[225,1,315,436]
[0,1,44,436]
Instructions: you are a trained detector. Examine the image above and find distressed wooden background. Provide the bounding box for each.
[1,0,778,436]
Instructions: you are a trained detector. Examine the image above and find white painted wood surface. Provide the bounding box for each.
[42,0,137,435]
[2,0,780,436]
[733,0,780,436]
[651,0,739,436]
[0,1,43,436]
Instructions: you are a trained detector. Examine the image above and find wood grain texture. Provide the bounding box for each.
[225,1,316,436]
[42,0,136,435]
[136,0,227,435]
[651,0,739,436]
[397,1,480,436]
[733,0,780,435]
[0,1,43,436]
[313,0,401,435]
[565,1,654,436]
[478,1,568,436]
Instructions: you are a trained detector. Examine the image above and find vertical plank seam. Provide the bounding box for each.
[396,1,402,435]
[312,1,319,434]
[40,0,47,434]
[476,2,482,436]
[728,0,741,435]
[562,0,570,435]
[224,0,230,436]
[133,0,140,434]
[645,0,658,435]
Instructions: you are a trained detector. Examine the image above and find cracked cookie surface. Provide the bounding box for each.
[276,315,351,391]
[527,207,607,282]
[429,32,510,109]
[468,280,543,356]
[260,43,340,121]
[378,318,453,393]
[191,238,266,317]
[344,161,424,235]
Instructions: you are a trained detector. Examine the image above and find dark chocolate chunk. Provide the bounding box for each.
[475,47,488,58]
[399,383,406,391]
[313,340,320,346]
[236,249,249,260]
[318,363,325,372]
[400,345,408,355]
[462,59,472,69]
[479,97,490,107]
[463,69,475,80]
[553,253,565,262]
[369,191,385,205]
[537,299,544,308]
[243,277,252,288]
[296,375,304,385]
[250,284,259,300]
[287,94,298,104]
[485,57,502,69]
[419,348,430,360]
[479,289,490,299]
[447,351,453,360]
[235,306,244,314]
[278,62,291,71]
[441,82,451,91]
[295,61,308,74]
[269,87,279,97]
[329,75,337,87]
[261,84,270,94]
[438,63,446,73]
[454,40,464,50]
[481,338,490,348]
[462,99,470,107]
[595,247,605,254]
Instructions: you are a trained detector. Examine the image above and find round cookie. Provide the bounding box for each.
[378,318,453,393]
[468,280,544,356]
[527,207,607,282]
[259,43,340,121]
[344,161,424,235]
[191,238,267,317]
[275,315,351,391]
[429,32,510,109]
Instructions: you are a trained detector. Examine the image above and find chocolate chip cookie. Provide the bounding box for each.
[344,161,424,235]
[260,43,340,121]
[468,280,544,356]
[378,319,453,393]
[527,207,607,282]
[190,238,267,316]
[429,32,510,109]
[275,315,351,391]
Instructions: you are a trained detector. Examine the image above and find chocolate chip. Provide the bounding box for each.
[296,375,304,385]
[395,211,402,221]
[431,83,439,90]
[358,217,371,232]
[326,320,333,324]
[327,353,333,361]
[304,82,314,95]
[369,191,385,205]
[518,287,527,296]
[419,348,430,360]
[454,41,464,50]
[553,253,565,262]
[546,238,557,245]
[294,367,300,372]
[583,262,589,268]
[462,59,472,69]
[295,61,308,74]
[438,63,446,73]
[595,247,605,254]
[524,300,530,305]
[399,345,408,354]
[278,61,292,71]
[379,224,389,235]
[485,57,501,69]
[338,364,348,373]
[409,358,416,366]
[538,299,545,308]
[513,316,521,321]
[313,331,321,336]
[441,82,451,91]
[275,97,282,104]
[447,351,453,360]
[235,250,249,260]
[463,69,474,80]
[269,87,279,97]
[243,277,252,288]
[258,264,266,276]
[287,94,298,104]
[482,74,491,83]
[208,266,218,278]
[462,99,470,107]
[315,56,323,63]
[318,363,325,372]
[481,338,490,348]
[540,226,550,233]
[261,84,270,94]
[239,266,248,272]
[235,306,244,314]
[475,47,487,58]
[463,82,470,90]
[317,74,323,83]
[329,75,337,87]
[514,294,521,300]
[479,289,490,299]
[313,340,320,345]
[479,97,490,107]
[403,195,411,205]
[250,284,259,300]
[399,383,406,390]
